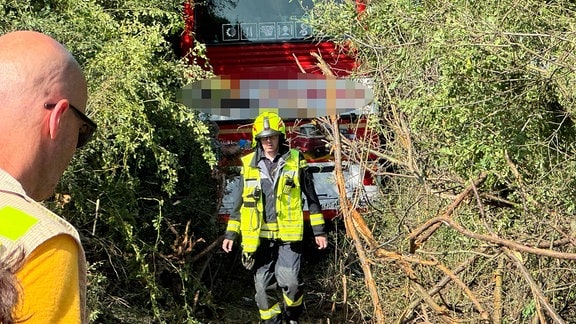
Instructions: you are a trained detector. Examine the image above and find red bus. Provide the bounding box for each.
[180,0,376,221]
[181,0,360,78]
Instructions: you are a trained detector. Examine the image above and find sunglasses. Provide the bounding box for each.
[44,103,97,148]
[260,135,279,142]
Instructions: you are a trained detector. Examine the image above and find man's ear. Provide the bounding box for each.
[48,100,69,140]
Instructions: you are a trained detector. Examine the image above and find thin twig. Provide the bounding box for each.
[502,248,565,323]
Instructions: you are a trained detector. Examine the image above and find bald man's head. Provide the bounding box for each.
[0,30,89,201]
[0,31,86,111]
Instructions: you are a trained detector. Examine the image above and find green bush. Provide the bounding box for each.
[2,1,216,322]
[304,0,576,321]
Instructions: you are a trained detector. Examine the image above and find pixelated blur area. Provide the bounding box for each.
[178,73,374,119]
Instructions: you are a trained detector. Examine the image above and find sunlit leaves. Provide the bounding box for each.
[2,0,215,322]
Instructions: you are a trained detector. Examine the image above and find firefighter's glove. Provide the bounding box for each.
[241,252,255,271]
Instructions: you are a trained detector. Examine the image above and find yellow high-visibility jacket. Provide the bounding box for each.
[225,148,325,253]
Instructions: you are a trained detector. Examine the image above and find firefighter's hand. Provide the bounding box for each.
[315,234,328,250]
[241,253,255,270]
[222,238,234,253]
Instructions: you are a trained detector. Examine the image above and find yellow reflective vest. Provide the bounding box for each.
[230,149,323,253]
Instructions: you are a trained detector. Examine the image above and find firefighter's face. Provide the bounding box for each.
[260,135,279,155]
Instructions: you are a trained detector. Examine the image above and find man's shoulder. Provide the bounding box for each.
[0,190,81,248]
[0,189,57,220]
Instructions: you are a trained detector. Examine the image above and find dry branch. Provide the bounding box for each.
[398,250,488,323]
[373,248,467,323]
[502,248,566,323]
[310,50,335,76]
[410,280,454,323]
[434,262,490,321]
[375,247,491,323]
[380,204,576,322]
[303,51,386,322]
[409,172,487,253]
[493,257,504,323]
[332,115,386,323]
[416,217,576,260]
[373,248,451,321]
[340,135,420,170]
[190,235,223,263]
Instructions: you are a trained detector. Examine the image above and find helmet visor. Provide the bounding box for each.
[256,129,282,139]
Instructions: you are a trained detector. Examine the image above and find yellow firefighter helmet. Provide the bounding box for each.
[252,111,286,147]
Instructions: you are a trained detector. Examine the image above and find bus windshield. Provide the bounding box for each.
[195,0,315,44]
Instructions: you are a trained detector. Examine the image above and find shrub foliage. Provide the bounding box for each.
[304,0,576,322]
[1,0,216,322]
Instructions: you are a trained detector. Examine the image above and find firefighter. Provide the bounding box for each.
[222,111,328,324]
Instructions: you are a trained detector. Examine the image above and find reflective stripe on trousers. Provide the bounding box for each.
[254,240,303,321]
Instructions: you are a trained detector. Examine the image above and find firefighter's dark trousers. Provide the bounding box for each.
[253,239,303,323]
